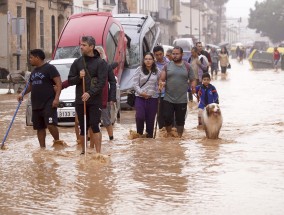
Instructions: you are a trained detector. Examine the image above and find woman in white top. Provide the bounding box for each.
[133,52,160,138]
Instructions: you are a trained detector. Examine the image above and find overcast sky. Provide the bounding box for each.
[226,0,265,18]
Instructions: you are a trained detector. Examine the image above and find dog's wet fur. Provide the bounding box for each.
[202,103,223,139]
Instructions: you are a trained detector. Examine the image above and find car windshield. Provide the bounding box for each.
[54,45,103,60]
[54,46,81,59]
[53,63,72,81]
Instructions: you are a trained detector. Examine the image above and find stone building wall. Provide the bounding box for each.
[0,0,72,72]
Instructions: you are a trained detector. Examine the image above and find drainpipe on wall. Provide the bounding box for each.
[7,11,10,73]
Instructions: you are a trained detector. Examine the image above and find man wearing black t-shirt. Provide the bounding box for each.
[68,36,108,155]
[18,49,62,148]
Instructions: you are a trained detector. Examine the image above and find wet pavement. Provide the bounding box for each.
[0,59,284,215]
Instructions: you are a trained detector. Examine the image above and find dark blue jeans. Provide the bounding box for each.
[135,97,158,137]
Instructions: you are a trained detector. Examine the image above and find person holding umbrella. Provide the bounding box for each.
[68,36,108,155]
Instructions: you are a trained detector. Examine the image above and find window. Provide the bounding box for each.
[106,23,121,63]
[40,10,44,49]
[106,32,116,63]
[51,16,55,52]
[144,26,156,51]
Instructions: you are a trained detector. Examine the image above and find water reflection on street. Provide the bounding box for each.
[0,60,283,215]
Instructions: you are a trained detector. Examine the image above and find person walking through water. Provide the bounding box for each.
[153,45,169,129]
[68,36,107,155]
[273,47,281,71]
[159,46,196,138]
[195,73,219,128]
[17,49,63,148]
[219,47,230,76]
[209,47,219,77]
[95,46,117,141]
[133,52,160,138]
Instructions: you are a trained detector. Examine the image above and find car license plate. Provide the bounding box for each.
[58,110,75,118]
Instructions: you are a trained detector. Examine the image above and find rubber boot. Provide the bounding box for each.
[176,126,184,138]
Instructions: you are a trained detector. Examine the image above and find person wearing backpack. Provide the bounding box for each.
[159,46,196,138]
[68,36,108,155]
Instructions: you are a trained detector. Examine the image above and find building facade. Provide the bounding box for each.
[120,0,181,45]
[0,0,74,72]
[0,0,119,72]
[177,0,222,44]
[0,0,182,72]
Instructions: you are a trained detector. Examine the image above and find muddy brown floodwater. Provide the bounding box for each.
[0,60,284,215]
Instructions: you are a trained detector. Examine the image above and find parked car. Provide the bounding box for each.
[26,58,120,126]
[53,11,126,88]
[113,13,160,107]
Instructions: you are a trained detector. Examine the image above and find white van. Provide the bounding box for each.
[173,38,194,61]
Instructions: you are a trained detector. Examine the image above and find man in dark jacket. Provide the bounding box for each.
[68,36,108,154]
[196,41,212,73]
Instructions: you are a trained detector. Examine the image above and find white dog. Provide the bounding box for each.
[202,103,223,139]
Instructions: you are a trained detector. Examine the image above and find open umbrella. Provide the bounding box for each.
[235,42,243,47]
[218,42,229,47]
[206,44,219,49]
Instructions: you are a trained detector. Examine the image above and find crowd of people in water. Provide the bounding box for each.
[15,35,282,156]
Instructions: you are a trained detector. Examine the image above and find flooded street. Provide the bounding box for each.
[0,59,283,215]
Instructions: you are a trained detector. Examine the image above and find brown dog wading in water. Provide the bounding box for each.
[202,103,223,139]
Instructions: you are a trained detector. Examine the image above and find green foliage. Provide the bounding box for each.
[248,0,284,43]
